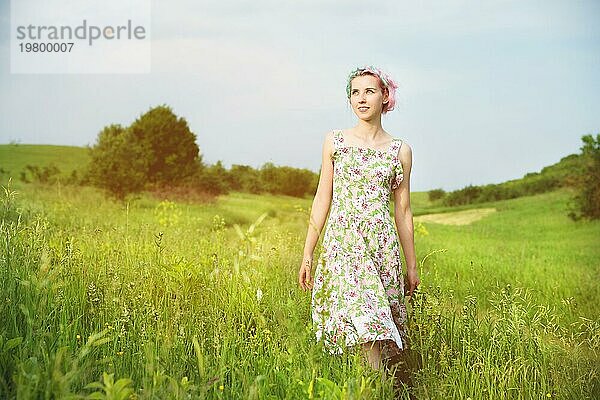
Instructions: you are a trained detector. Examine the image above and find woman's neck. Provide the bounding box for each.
[353,118,385,141]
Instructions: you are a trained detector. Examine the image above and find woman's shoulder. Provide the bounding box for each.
[394,139,412,166]
[320,130,339,157]
[396,138,411,151]
[386,130,407,146]
[322,129,343,144]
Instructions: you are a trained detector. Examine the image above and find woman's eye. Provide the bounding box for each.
[367,89,374,93]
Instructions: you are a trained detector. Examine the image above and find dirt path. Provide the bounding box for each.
[414,207,497,225]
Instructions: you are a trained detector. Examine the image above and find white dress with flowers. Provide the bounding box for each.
[311,129,408,358]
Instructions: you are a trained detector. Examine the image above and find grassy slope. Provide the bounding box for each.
[0,144,583,197]
[417,189,599,317]
[0,144,90,180]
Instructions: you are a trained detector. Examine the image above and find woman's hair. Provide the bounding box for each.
[346,66,398,114]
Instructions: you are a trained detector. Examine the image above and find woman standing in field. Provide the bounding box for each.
[298,66,420,371]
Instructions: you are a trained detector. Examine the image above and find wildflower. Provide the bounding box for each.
[76,334,81,340]
[256,288,263,302]
[219,385,224,391]
[155,200,181,227]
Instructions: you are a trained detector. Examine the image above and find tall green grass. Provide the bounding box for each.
[0,180,598,399]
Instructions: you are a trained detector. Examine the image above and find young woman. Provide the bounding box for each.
[298,66,420,371]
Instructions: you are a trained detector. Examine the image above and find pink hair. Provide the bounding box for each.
[346,66,398,114]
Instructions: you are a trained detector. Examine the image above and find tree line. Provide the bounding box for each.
[425,133,600,220]
[11,104,599,220]
[83,105,318,200]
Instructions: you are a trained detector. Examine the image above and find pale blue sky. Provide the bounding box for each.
[1,1,599,191]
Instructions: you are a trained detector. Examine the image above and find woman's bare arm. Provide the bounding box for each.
[302,131,335,259]
[392,142,420,295]
[299,131,335,291]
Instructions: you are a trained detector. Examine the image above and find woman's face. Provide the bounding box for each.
[349,74,388,120]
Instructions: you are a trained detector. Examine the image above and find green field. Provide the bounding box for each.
[0,144,90,181]
[1,174,599,398]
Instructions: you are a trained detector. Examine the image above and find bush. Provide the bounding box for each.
[129,105,202,185]
[443,184,482,206]
[84,104,319,200]
[259,162,317,198]
[19,164,61,184]
[85,124,148,200]
[568,133,600,220]
[229,164,262,194]
[86,105,202,200]
[428,188,446,202]
[196,161,231,196]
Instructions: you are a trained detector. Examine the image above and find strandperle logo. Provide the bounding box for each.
[15,19,147,46]
[10,0,151,74]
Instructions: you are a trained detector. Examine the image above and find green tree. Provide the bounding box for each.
[259,162,278,194]
[86,105,203,199]
[443,184,482,206]
[277,166,317,197]
[129,104,202,185]
[229,164,262,193]
[428,188,446,202]
[86,124,148,200]
[197,160,231,195]
[259,162,317,197]
[569,133,600,220]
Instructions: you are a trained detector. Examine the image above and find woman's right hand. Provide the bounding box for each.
[298,257,313,291]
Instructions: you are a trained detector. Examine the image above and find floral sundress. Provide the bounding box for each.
[311,129,408,359]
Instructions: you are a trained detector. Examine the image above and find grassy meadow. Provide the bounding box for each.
[0,176,599,399]
[0,145,88,181]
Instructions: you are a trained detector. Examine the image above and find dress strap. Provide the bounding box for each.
[333,129,343,150]
[388,138,403,158]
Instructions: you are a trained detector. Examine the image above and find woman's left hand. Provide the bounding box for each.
[406,268,420,300]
